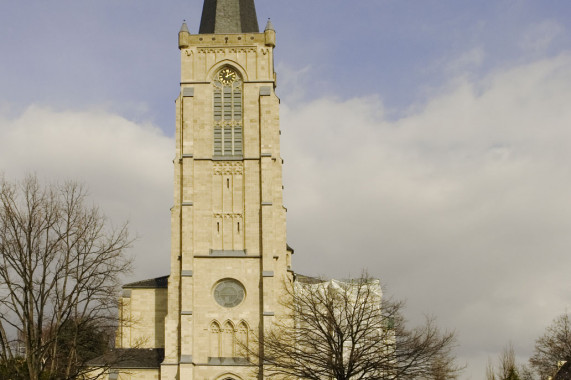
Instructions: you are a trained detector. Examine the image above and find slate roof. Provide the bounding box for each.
[295,274,324,284]
[295,274,381,286]
[88,348,164,369]
[123,275,169,289]
[199,0,259,34]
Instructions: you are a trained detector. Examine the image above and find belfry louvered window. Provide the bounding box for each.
[213,67,243,157]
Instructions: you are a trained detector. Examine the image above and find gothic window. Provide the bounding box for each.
[237,321,249,357]
[210,321,221,357]
[221,321,236,357]
[214,67,243,157]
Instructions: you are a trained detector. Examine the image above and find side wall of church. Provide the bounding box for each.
[116,289,168,349]
[115,369,160,380]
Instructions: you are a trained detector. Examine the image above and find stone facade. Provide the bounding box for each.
[118,282,168,349]
[102,10,292,380]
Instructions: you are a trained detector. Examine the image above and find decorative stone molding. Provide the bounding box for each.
[210,250,247,257]
[213,213,243,219]
[213,162,243,175]
[198,47,256,55]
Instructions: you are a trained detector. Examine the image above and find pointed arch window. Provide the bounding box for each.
[237,321,249,357]
[210,321,222,357]
[214,67,243,157]
[222,321,236,357]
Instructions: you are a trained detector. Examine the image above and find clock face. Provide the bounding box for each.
[218,68,237,85]
[213,279,245,308]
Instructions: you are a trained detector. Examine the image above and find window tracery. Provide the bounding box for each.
[210,321,222,357]
[210,319,251,359]
[237,321,249,357]
[222,320,236,357]
[213,67,243,157]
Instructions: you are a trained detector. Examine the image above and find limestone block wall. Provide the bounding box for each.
[85,365,160,379]
[115,369,160,380]
[161,26,291,380]
[117,288,168,349]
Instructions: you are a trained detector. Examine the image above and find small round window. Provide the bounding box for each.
[213,279,245,308]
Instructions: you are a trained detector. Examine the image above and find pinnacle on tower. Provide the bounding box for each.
[199,0,260,34]
[179,20,190,49]
[179,20,190,33]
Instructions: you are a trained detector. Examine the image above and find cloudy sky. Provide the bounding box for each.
[1,0,571,378]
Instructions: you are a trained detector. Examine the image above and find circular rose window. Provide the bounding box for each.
[213,279,245,308]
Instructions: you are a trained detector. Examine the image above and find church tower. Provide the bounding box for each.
[103,1,291,379]
[161,0,291,378]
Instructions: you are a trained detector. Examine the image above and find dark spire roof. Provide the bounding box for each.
[199,0,259,34]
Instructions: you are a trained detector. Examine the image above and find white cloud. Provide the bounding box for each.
[2,52,570,379]
[446,47,486,74]
[281,53,571,378]
[520,20,565,53]
[275,62,313,104]
[0,106,174,281]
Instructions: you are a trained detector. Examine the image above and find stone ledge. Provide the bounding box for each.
[206,357,251,366]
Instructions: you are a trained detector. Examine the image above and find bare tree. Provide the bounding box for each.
[498,345,521,380]
[529,313,571,380]
[249,274,461,380]
[0,175,132,380]
[519,365,536,380]
[500,345,520,380]
[486,344,533,380]
[487,358,498,380]
[425,350,463,380]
